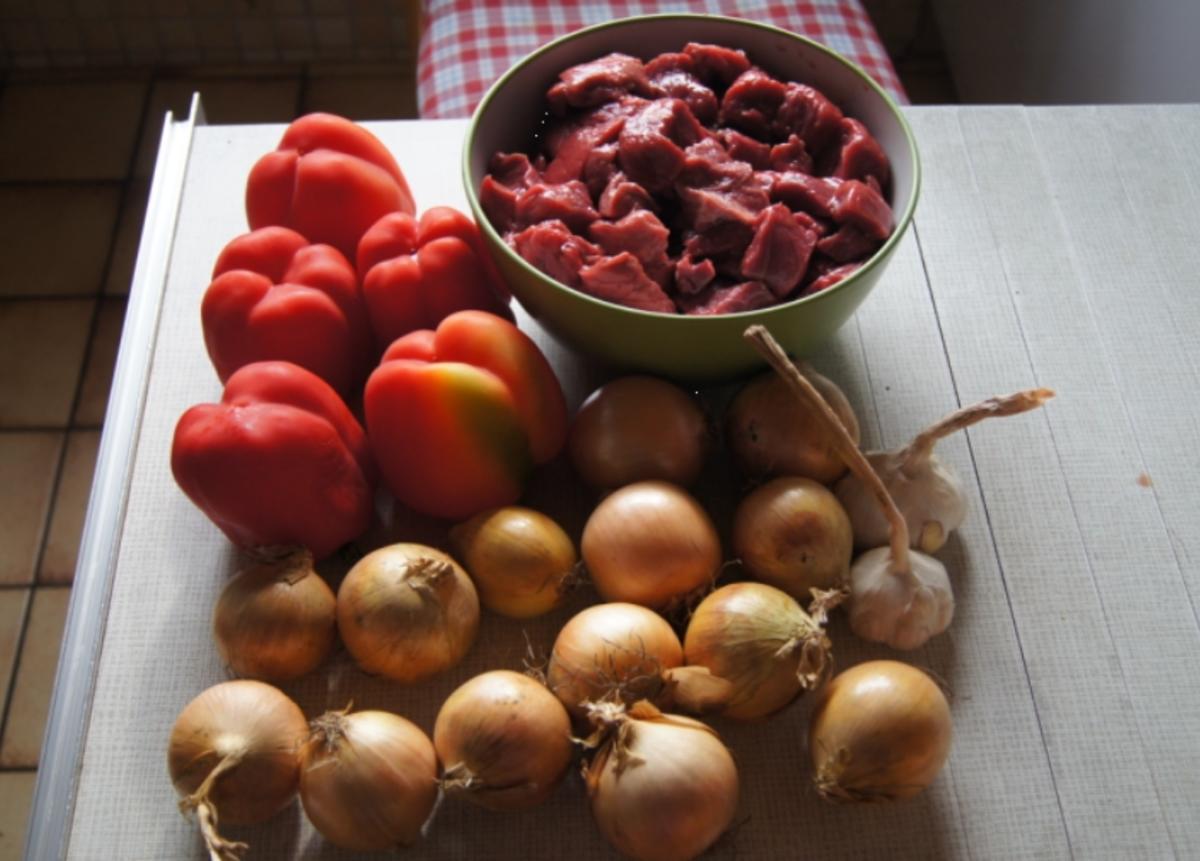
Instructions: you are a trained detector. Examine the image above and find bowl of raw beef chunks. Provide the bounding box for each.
[463,13,919,381]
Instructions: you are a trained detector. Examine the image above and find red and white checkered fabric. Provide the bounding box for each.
[417,0,906,119]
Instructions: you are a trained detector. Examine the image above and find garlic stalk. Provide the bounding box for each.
[743,325,953,650]
[835,389,1055,552]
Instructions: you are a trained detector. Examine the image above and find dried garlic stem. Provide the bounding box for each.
[744,326,914,576]
[900,388,1056,473]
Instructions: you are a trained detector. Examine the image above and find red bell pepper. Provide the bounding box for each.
[245,113,415,260]
[172,361,376,560]
[364,310,567,520]
[356,207,512,352]
[201,226,372,401]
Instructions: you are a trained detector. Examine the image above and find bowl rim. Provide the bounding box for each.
[461,12,921,323]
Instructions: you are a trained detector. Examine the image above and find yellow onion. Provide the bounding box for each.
[581,481,721,610]
[547,603,680,717]
[569,375,709,489]
[336,543,479,682]
[449,506,576,618]
[433,670,574,811]
[212,548,336,682]
[809,660,952,802]
[584,701,739,861]
[683,582,836,720]
[732,476,853,600]
[167,680,307,861]
[725,361,860,484]
[300,708,438,851]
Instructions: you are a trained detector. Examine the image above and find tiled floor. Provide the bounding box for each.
[0,13,954,856]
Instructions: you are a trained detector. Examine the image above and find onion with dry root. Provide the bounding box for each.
[683,582,839,720]
[745,325,953,650]
[336,543,479,682]
[433,670,574,811]
[167,680,308,861]
[732,476,853,600]
[449,506,576,619]
[299,707,438,851]
[547,602,730,719]
[569,375,710,489]
[212,548,336,682]
[809,660,952,802]
[836,388,1055,552]
[725,361,860,484]
[581,480,721,610]
[583,700,739,861]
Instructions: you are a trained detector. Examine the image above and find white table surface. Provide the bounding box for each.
[27,105,1200,860]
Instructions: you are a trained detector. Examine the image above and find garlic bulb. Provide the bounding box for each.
[848,547,954,650]
[744,325,954,650]
[836,389,1054,553]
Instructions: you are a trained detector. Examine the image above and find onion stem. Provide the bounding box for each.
[899,388,1055,474]
[743,325,912,574]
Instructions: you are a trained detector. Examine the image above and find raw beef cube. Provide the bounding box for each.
[775,83,845,162]
[588,210,673,285]
[719,68,788,140]
[618,98,708,192]
[598,171,657,219]
[515,181,599,233]
[678,280,776,315]
[543,98,643,183]
[816,223,881,262]
[579,252,676,313]
[546,53,656,113]
[582,143,620,199]
[830,179,892,239]
[646,62,718,124]
[769,171,843,220]
[480,152,541,232]
[830,117,891,188]
[677,150,770,234]
[769,134,813,173]
[674,254,717,295]
[793,209,830,237]
[741,203,818,296]
[683,42,751,87]
[683,223,755,259]
[488,151,540,188]
[803,261,860,295]
[512,220,603,288]
[719,128,771,169]
[480,176,519,233]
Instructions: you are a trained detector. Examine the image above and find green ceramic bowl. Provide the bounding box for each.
[462,14,920,382]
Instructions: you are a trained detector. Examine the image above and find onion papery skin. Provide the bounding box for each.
[212,549,336,682]
[569,375,709,490]
[300,709,438,851]
[587,705,739,861]
[581,481,721,609]
[336,543,480,682]
[433,670,574,811]
[167,679,307,826]
[732,476,853,600]
[683,582,831,721]
[809,660,952,802]
[725,366,860,485]
[547,603,683,718]
[449,506,576,619]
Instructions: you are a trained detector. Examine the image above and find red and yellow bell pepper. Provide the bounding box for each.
[364,310,567,520]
